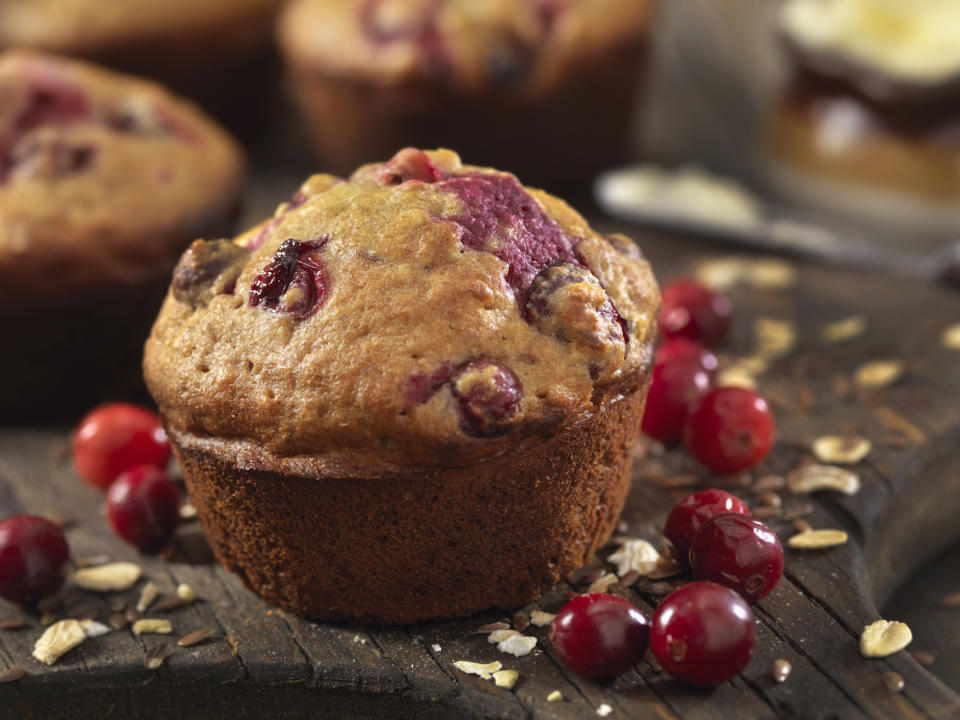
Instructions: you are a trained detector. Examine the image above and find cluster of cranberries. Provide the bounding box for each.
[550,489,783,686]
[642,278,775,475]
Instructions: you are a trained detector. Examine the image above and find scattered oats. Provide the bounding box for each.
[144,643,172,671]
[788,529,849,549]
[431,644,442,653]
[0,666,26,683]
[586,573,619,594]
[717,363,758,389]
[176,583,197,604]
[694,257,796,291]
[72,562,142,592]
[488,629,520,644]
[821,316,866,344]
[79,620,111,638]
[352,635,367,644]
[597,703,613,717]
[787,464,860,496]
[939,591,960,609]
[855,359,904,389]
[76,555,111,568]
[772,659,791,683]
[547,690,564,702]
[941,323,960,350]
[607,539,660,577]
[476,622,510,634]
[861,620,912,658]
[179,503,198,520]
[813,436,872,464]
[453,660,501,680]
[493,669,519,689]
[178,629,216,648]
[530,611,556,627]
[745,258,797,290]
[882,671,905,693]
[909,649,935,667]
[131,619,173,636]
[754,317,796,358]
[32,619,86,665]
[498,634,537,657]
[137,581,160,613]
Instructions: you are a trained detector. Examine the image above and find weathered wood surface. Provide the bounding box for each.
[1,225,959,719]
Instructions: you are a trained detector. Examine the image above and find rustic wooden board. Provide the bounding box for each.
[1,225,959,720]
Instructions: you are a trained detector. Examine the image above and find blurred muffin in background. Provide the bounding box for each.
[278,0,655,188]
[0,0,286,136]
[767,0,960,239]
[0,52,244,421]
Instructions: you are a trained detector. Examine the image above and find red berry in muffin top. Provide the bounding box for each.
[249,238,330,319]
[450,359,522,436]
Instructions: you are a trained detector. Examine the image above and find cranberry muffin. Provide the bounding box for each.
[278,0,655,186]
[144,148,659,623]
[767,0,960,239]
[0,52,244,420]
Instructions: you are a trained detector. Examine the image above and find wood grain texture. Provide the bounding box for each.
[1,225,959,720]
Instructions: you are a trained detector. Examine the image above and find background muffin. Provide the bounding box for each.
[278,0,655,187]
[0,52,245,420]
[144,148,659,623]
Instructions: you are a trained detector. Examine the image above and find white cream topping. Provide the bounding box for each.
[781,0,960,82]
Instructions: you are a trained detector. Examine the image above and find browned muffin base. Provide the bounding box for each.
[171,387,648,624]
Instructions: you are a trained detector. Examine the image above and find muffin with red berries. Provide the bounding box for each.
[143,147,660,623]
[767,0,960,241]
[278,0,655,186]
[0,52,244,420]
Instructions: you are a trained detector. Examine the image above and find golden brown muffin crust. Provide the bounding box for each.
[144,148,658,469]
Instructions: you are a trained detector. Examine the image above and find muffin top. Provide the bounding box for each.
[279,0,653,94]
[0,52,244,296]
[144,148,659,471]
[0,1,283,57]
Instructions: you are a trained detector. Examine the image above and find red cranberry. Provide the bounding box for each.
[660,279,733,347]
[663,489,750,563]
[549,593,650,677]
[376,147,449,184]
[249,238,329,319]
[72,403,170,490]
[683,387,775,475]
[641,339,717,444]
[451,360,522,437]
[689,514,784,602]
[0,516,70,605]
[650,581,756,686]
[106,466,181,552]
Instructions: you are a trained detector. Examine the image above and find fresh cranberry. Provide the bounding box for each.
[249,238,329,319]
[659,279,733,347]
[451,360,522,436]
[71,404,170,490]
[689,514,783,601]
[650,581,756,686]
[106,466,181,552]
[663,489,750,563]
[549,593,650,677]
[683,387,775,475]
[641,339,717,444]
[0,516,70,605]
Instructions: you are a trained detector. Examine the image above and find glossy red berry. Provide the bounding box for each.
[683,387,775,475]
[0,515,70,605]
[650,581,756,686]
[71,403,170,490]
[106,466,181,551]
[641,339,717,444]
[663,489,750,563]
[660,278,733,347]
[549,593,650,677]
[689,514,784,602]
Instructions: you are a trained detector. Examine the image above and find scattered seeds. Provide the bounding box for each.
[939,591,960,609]
[597,703,613,717]
[131,619,173,636]
[488,629,520,644]
[0,619,30,631]
[755,492,782,508]
[782,503,815,520]
[607,539,660,577]
[137,581,160,613]
[638,582,674,595]
[32,619,86,666]
[788,529,849,549]
[855,360,904,389]
[714,472,754,489]
[909,649,935,667]
[941,324,960,350]
[821,316,866,344]
[476,622,510,634]
[37,590,68,614]
[453,660,502,680]
[793,519,813,534]
[647,562,683,581]
[176,583,197,604]
[79,620,112,638]
[125,607,143,624]
[76,555,111,569]
[752,474,785,492]
[812,436,872,464]
[498,635,537,657]
[144,643,172,671]
[0,666,26,683]
[512,612,530,632]
[66,602,101,621]
[787,464,860,496]
[752,506,783,520]
[493,669,519,689]
[772,659,791,683]
[586,573,619,595]
[108,613,128,631]
[547,690,564,702]
[882,671,905,693]
[861,620,912,658]
[178,629,216,648]
[40,613,56,626]
[72,562,142,592]
[647,474,698,489]
[874,406,926,444]
[151,596,186,614]
[530,611,556,628]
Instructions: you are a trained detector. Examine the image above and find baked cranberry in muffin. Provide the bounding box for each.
[144,148,660,623]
